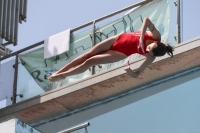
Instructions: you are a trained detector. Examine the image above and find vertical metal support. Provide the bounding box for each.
[12,53,19,104]
[14,0,20,46]
[2,0,7,38]
[176,0,181,44]
[23,0,27,21]
[84,127,88,133]
[180,0,183,42]
[10,0,15,44]
[91,21,96,75]
[19,0,24,23]
[6,0,11,41]
[0,0,3,37]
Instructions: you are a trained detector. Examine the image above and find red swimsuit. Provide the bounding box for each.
[110,31,160,56]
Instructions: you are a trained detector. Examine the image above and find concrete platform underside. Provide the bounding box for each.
[0,36,200,125]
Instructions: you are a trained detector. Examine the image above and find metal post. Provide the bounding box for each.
[13,0,20,45]
[12,53,19,104]
[180,0,183,42]
[85,127,88,133]
[91,21,96,75]
[23,0,28,22]
[176,0,181,44]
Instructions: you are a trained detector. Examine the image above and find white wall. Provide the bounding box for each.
[0,119,15,133]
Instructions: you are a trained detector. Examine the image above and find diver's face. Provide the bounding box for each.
[146,42,158,56]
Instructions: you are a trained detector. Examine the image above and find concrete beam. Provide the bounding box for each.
[0,36,200,125]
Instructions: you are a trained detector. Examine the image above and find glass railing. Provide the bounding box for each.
[0,0,178,104]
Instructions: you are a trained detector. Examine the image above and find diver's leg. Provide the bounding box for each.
[49,50,127,82]
[52,35,120,75]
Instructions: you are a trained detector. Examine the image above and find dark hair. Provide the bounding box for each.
[152,42,174,58]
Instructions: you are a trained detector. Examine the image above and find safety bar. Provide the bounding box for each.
[58,122,90,133]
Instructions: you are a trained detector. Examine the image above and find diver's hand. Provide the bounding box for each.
[124,61,131,71]
[138,37,145,53]
[124,61,138,78]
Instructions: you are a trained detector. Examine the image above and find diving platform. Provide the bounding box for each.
[0,36,200,126]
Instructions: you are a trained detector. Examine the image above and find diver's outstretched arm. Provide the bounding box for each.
[125,53,155,78]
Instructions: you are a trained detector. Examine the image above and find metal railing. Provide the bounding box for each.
[58,122,90,133]
[0,0,182,105]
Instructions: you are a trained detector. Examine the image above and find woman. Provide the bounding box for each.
[48,17,174,82]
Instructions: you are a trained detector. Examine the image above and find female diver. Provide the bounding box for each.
[48,17,174,82]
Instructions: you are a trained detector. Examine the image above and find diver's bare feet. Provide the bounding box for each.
[48,74,65,82]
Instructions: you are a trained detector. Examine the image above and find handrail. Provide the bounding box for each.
[58,122,90,133]
[0,41,44,61]
[0,0,153,61]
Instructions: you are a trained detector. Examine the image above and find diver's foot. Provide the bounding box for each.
[48,74,65,82]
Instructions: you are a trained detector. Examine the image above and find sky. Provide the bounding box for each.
[1,0,200,132]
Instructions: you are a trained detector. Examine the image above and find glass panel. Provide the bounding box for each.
[17,63,44,102]
[0,59,15,106]
[0,99,6,109]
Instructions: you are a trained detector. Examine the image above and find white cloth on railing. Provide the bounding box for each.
[44,29,71,59]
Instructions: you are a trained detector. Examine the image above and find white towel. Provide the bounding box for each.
[44,29,70,59]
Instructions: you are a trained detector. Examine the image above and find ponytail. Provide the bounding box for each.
[153,42,174,58]
[166,44,174,59]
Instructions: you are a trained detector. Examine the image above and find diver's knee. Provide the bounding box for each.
[83,52,94,59]
[84,57,96,66]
